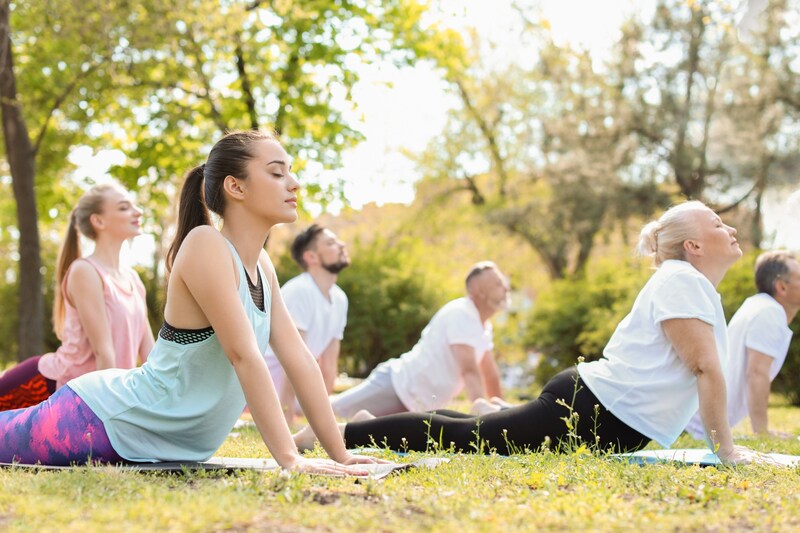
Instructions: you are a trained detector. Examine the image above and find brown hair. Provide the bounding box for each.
[53,183,119,338]
[290,224,326,270]
[166,130,279,271]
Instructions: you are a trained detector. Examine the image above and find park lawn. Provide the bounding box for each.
[1,398,799,532]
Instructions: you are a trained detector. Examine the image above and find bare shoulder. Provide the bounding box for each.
[67,259,103,288]
[174,227,230,267]
[65,259,105,303]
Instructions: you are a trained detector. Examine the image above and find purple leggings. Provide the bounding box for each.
[0,385,123,465]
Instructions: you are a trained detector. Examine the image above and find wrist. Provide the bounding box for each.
[275,451,303,468]
[328,448,351,463]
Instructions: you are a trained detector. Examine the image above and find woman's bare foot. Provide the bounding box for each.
[293,424,320,452]
[350,409,376,422]
[470,398,502,416]
[293,410,376,452]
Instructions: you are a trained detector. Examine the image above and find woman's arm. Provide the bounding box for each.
[661,318,734,455]
[67,261,116,370]
[261,251,359,464]
[138,321,155,364]
[171,229,367,474]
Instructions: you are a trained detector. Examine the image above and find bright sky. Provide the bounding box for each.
[331,0,651,210]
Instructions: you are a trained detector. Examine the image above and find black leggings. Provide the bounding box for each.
[344,368,650,455]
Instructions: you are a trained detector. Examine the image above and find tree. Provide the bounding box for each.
[622,0,800,245]
[1,0,42,359]
[713,0,800,246]
[1,0,441,355]
[415,28,665,278]
[1,0,110,359]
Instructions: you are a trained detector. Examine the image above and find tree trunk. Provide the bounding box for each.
[1,1,44,360]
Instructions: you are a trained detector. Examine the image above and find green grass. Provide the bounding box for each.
[2,398,800,532]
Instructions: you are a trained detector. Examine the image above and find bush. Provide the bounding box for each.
[525,257,649,384]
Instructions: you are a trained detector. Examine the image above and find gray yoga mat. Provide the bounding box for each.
[0,456,449,480]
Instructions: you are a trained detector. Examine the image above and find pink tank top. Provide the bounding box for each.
[38,258,149,388]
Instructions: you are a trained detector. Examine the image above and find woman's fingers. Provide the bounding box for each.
[289,458,369,477]
[341,453,392,465]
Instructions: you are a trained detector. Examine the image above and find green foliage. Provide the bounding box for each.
[525,257,650,384]
[0,232,61,365]
[273,235,456,376]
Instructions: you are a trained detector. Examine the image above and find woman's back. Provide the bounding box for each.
[38,258,148,388]
[68,238,271,462]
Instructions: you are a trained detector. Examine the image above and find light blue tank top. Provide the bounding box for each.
[69,239,271,462]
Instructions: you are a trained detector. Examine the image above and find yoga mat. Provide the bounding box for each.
[0,456,448,480]
[616,448,800,467]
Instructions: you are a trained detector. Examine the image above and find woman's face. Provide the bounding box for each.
[95,187,143,240]
[240,140,300,225]
[691,208,742,264]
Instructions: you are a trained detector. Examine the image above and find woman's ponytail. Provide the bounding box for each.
[166,164,211,272]
[52,212,81,339]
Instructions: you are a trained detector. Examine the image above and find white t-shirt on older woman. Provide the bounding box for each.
[578,260,728,448]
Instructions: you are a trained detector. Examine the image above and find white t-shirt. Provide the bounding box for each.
[577,260,728,448]
[389,297,494,411]
[265,272,348,393]
[685,293,793,438]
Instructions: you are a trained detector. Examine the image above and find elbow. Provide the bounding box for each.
[226,346,261,369]
[687,357,721,380]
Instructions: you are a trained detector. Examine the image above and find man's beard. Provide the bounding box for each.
[321,258,350,275]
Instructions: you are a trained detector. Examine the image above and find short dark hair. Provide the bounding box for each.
[291,224,326,270]
[755,250,796,296]
[465,261,498,290]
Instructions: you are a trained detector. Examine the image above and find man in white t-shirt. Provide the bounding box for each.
[265,224,350,422]
[329,261,509,419]
[686,251,799,438]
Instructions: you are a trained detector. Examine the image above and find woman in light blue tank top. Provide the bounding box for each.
[0,131,378,476]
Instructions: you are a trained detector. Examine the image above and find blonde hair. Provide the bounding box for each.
[636,201,709,266]
[53,183,121,338]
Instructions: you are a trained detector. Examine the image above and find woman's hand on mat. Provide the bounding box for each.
[338,452,392,465]
[284,456,370,477]
[719,445,781,466]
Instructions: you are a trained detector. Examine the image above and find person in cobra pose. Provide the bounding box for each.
[0,183,153,412]
[295,201,776,465]
[263,224,350,423]
[685,250,799,438]
[0,131,377,475]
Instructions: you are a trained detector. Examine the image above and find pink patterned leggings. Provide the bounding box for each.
[0,385,123,466]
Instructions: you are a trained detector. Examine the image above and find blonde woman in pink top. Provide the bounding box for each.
[0,183,154,411]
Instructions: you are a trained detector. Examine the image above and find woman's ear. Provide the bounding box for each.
[223,175,246,201]
[683,239,702,257]
[89,213,105,232]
